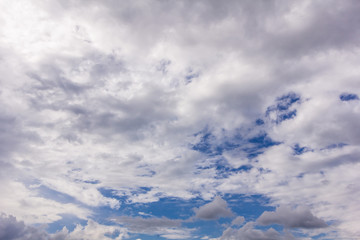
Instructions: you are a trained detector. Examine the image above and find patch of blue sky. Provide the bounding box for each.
[98,187,136,206]
[192,128,219,156]
[255,118,265,125]
[321,143,348,150]
[82,179,101,184]
[192,126,281,179]
[192,129,280,157]
[266,92,301,124]
[192,93,296,160]
[276,92,301,110]
[215,163,253,179]
[339,93,359,101]
[248,132,281,148]
[154,194,276,239]
[293,144,313,155]
[224,194,274,221]
[87,191,278,239]
[277,109,297,122]
[240,132,282,160]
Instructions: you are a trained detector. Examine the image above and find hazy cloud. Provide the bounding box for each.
[111,216,192,239]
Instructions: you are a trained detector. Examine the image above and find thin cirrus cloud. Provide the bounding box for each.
[0,0,360,239]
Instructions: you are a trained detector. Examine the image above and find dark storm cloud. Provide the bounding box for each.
[257,206,328,229]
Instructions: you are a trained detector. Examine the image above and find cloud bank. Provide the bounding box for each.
[0,0,359,239]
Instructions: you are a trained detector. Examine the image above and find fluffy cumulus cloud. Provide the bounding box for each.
[0,0,360,239]
[194,196,234,220]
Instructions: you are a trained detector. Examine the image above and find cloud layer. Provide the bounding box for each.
[1,0,360,239]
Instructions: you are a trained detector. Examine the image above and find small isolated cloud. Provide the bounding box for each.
[257,206,328,229]
[194,196,234,220]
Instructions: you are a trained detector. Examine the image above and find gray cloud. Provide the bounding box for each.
[257,206,328,229]
[0,214,65,240]
[194,196,233,220]
[0,214,128,240]
[1,0,360,238]
[220,222,296,240]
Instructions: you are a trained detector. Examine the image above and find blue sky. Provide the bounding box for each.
[0,0,360,239]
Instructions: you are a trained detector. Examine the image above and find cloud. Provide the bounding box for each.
[111,216,192,239]
[0,0,360,239]
[219,222,295,240]
[0,214,128,240]
[0,214,50,240]
[67,220,128,240]
[0,181,90,224]
[194,196,234,220]
[257,206,328,229]
[231,216,245,226]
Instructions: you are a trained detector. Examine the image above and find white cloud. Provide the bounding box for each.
[67,220,128,240]
[0,181,90,224]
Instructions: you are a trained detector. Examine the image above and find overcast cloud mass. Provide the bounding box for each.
[1,0,360,239]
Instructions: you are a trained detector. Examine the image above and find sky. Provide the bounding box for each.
[0,0,360,239]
